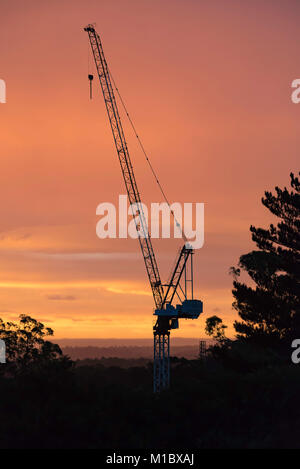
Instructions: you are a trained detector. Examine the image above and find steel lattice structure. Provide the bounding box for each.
[153,333,170,392]
[85,25,164,310]
[85,24,202,393]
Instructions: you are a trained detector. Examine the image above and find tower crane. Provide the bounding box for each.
[84,25,203,392]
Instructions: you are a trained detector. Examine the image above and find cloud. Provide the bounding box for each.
[47,295,77,301]
[56,315,113,323]
[0,232,31,242]
[29,252,141,261]
[15,233,32,241]
[0,312,55,323]
[105,287,152,297]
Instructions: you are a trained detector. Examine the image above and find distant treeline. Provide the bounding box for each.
[1,354,300,448]
[62,345,201,360]
[75,357,151,368]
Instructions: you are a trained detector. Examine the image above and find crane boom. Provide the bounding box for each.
[85,24,203,393]
[85,25,164,310]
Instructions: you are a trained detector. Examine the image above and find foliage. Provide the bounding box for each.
[0,357,299,448]
[0,314,72,374]
[205,315,227,342]
[231,172,300,347]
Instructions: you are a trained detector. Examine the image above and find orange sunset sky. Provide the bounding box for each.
[0,0,299,340]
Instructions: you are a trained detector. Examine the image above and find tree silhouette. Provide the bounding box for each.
[0,314,70,373]
[205,315,227,342]
[232,172,300,347]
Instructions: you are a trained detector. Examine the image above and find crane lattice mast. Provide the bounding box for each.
[84,24,202,393]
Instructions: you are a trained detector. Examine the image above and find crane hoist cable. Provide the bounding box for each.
[87,41,94,99]
[108,69,187,242]
[87,38,185,240]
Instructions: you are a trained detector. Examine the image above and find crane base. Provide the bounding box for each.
[153,332,170,393]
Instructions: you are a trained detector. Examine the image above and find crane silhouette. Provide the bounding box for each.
[84,24,203,392]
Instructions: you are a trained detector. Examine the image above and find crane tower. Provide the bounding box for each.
[84,25,203,392]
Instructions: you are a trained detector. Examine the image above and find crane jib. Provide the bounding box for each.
[85,24,203,392]
[85,25,164,309]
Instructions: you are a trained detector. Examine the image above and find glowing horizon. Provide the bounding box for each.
[0,0,299,340]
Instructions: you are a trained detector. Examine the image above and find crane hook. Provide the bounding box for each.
[88,74,94,99]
